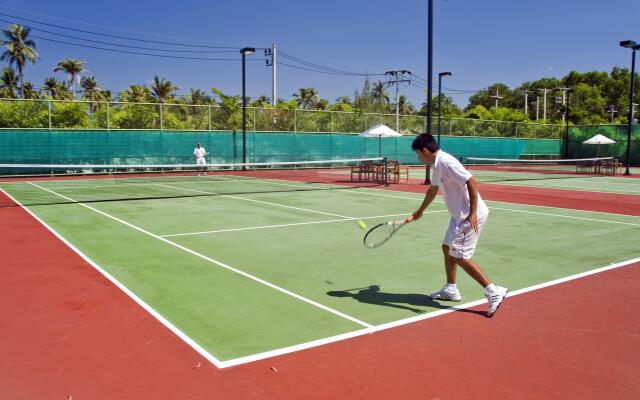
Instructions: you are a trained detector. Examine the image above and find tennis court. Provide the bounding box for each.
[2,161,639,373]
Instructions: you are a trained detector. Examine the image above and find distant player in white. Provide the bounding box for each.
[410,133,507,317]
[193,143,207,175]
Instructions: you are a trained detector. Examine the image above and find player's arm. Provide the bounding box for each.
[413,185,439,220]
[465,176,479,232]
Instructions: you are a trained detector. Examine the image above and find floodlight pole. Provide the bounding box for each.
[437,72,452,146]
[423,0,434,185]
[564,92,571,159]
[240,47,256,167]
[621,41,638,175]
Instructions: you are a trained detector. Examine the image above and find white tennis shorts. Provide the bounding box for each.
[196,157,206,165]
[443,214,488,260]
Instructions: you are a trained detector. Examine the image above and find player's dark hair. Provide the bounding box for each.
[411,133,439,152]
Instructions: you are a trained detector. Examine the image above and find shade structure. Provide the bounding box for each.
[582,134,616,145]
[582,134,616,157]
[359,124,402,137]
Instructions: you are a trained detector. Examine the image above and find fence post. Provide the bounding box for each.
[364,114,368,130]
[331,112,334,133]
[294,109,297,133]
[106,102,110,131]
[48,100,52,131]
[253,107,256,132]
[159,103,164,131]
[208,105,212,131]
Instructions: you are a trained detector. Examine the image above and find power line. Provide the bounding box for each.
[31,35,264,61]
[0,4,232,47]
[0,17,240,54]
[278,51,385,76]
[0,11,247,50]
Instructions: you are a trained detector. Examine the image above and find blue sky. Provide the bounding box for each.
[1,0,639,107]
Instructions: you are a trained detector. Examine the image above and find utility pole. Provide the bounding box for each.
[606,104,618,123]
[264,44,277,106]
[556,87,571,123]
[524,90,529,116]
[491,88,504,108]
[536,95,540,120]
[384,70,412,132]
[538,88,548,121]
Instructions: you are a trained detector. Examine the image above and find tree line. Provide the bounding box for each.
[1,23,638,127]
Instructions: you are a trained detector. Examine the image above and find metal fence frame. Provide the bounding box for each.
[0,97,563,139]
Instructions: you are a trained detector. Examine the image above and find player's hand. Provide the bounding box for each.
[466,213,478,232]
[412,210,423,221]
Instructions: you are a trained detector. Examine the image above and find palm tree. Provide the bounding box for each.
[120,84,150,103]
[184,88,209,105]
[292,87,319,109]
[250,95,270,108]
[43,77,60,98]
[21,81,39,99]
[0,66,18,98]
[181,88,210,129]
[335,96,352,106]
[397,95,415,115]
[80,76,104,112]
[149,76,178,103]
[0,24,38,98]
[53,58,86,97]
[211,87,241,129]
[371,81,390,108]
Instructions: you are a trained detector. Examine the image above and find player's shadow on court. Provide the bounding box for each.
[328,285,449,314]
[327,285,487,316]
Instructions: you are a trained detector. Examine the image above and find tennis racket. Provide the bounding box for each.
[363,215,415,248]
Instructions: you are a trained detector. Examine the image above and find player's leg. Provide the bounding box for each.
[450,215,507,316]
[429,219,463,302]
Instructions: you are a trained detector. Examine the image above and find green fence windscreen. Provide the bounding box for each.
[0,130,561,165]
[566,125,640,165]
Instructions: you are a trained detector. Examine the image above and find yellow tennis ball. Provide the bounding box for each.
[357,220,367,230]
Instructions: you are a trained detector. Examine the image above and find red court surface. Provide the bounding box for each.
[2,185,640,399]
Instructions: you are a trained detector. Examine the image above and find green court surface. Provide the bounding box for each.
[1,176,639,364]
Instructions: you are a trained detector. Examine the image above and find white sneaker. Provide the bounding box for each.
[429,285,462,302]
[486,286,508,317]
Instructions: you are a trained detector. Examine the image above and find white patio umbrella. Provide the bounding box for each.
[359,124,401,157]
[359,124,402,137]
[582,134,616,157]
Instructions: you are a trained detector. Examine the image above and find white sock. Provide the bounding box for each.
[485,283,497,294]
[445,283,457,292]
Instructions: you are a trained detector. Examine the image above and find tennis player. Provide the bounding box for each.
[193,143,207,175]
[411,133,507,317]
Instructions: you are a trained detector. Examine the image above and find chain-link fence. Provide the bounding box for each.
[0,98,562,139]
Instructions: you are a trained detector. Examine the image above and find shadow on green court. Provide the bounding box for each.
[327,285,452,314]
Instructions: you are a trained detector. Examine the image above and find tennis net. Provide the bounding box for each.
[0,158,387,207]
[463,156,619,183]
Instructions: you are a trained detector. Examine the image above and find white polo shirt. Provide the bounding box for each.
[431,150,489,221]
[194,147,206,159]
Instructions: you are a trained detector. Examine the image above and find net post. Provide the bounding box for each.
[383,157,389,187]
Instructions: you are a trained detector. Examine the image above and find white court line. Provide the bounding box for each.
[154,183,352,219]
[219,256,640,368]
[44,176,271,190]
[484,180,640,195]
[26,182,373,330]
[159,211,447,238]
[0,188,225,369]
[180,175,640,227]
